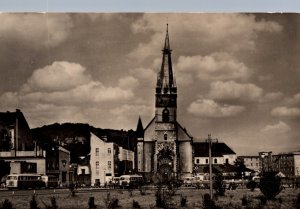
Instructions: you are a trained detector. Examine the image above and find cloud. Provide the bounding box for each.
[287,93,300,105]
[176,52,250,82]
[129,13,282,62]
[0,61,137,120]
[208,81,263,102]
[260,92,283,103]
[0,13,72,47]
[261,121,291,134]
[118,76,139,90]
[187,98,245,118]
[23,61,92,92]
[271,106,300,118]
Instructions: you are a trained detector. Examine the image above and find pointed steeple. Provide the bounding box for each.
[136,116,144,138]
[156,24,176,94]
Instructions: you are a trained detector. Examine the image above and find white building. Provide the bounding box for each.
[90,132,134,186]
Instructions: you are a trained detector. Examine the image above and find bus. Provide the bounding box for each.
[41,175,59,188]
[119,174,144,188]
[6,174,45,190]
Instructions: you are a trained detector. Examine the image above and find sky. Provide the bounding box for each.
[0,13,299,155]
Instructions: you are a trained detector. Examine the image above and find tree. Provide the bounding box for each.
[259,171,283,200]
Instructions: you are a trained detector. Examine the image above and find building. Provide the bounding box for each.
[271,151,300,177]
[193,142,236,166]
[46,145,71,187]
[238,155,261,173]
[0,109,46,177]
[137,26,193,181]
[193,141,236,176]
[90,132,134,186]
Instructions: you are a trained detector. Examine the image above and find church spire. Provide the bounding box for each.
[156,24,176,94]
[136,116,144,138]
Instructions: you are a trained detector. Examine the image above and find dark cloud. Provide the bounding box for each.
[0,13,299,155]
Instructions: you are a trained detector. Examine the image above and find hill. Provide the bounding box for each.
[31,123,137,163]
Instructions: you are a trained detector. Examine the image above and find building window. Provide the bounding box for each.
[225,159,229,164]
[95,148,99,156]
[206,159,208,164]
[162,108,169,122]
[196,159,200,164]
[164,134,167,141]
[108,161,111,169]
[214,159,217,164]
[96,161,99,169]
[108,148,111,154]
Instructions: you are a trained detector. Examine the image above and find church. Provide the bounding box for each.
[136,26,194,181]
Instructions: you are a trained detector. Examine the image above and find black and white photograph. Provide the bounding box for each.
[0,13,300,208]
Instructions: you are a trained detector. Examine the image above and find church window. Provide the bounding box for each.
[225,159,229,164]
[196,159,200,164]
[214,159,217,164]
[164,134,167,140]
[162,108,169,122]
[206,159,208,164]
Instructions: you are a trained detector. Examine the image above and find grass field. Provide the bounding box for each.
[1,187,300,209]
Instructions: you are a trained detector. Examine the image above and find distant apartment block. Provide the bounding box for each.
[237,155,261,172]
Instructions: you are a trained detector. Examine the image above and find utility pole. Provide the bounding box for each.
[205,134,218,204]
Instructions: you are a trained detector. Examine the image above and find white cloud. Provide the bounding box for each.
[118,76,139,90]
[176,52,250,81]
[187,98,245,118]
[208,81,263,102]
[260,92,283,103]
[261,121,291,134]
[0,13,72,47]
[287,93,300,105]
[24,61,92,92]
[0,62,138,118]
[271,106,300,118]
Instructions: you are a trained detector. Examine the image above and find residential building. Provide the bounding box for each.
[271,151,300,177]
[46,145,71,186]
[90,132,134,186]
[0,109,46,177]
[238,155,261,173]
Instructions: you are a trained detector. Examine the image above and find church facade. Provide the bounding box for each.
[136,26,193,181]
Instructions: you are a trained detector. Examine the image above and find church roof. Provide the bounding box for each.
[193,142,236,157]
[135,116,144,138]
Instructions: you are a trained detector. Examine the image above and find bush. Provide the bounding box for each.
[295,193,300,209]
[259,172,283,200]
[30,195,40,209]
[88,196,97,209]
[214,174,225,196]
[180,195,187,207]
[202,193,218,209]
[246,180,257,191]
[132,200,141,209]
[241,195,248,206]
[1,199,13,209]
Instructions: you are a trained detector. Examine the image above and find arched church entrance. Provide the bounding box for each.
[157,147,174,183]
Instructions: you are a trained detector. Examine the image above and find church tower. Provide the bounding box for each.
[137,25,193,181]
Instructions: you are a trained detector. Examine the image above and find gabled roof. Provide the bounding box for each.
[193,142,236,157]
